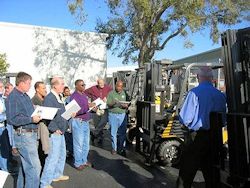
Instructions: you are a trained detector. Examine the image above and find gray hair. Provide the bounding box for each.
[197,66,213,78]
[50,77,62,87]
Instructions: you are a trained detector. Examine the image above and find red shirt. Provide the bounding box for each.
[85,84,112,101]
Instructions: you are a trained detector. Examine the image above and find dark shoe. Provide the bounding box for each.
[111,150,117,155]
[75,165,84,171]
[118,149,126,157]
[83,161,92,168]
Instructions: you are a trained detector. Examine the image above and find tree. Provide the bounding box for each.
[67,0,87,25]
[0,53,9,76]
[69,0,250,67]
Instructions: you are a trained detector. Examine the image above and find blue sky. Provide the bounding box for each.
[0,0,249,67]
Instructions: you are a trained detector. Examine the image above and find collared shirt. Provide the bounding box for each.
[6,88,36,129]
[85,84,112,101]
[107,90,127,114]
[70,91,90,121]
[179,81,226,131]
[32,94,43,106]
[51,89,64,104]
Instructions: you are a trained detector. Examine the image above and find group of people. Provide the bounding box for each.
[0,72,129,188]
[0,65,227,188]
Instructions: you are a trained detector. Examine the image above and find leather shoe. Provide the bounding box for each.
[75,165,84,171]
[111,150,117,155]
[118,150,126,157]
[83,161,92,167]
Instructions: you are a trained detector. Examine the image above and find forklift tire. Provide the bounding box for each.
[157,139,182,166]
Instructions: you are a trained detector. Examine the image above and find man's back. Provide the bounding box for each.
[179,81,226,131]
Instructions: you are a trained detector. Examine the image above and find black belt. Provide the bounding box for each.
[15,128,38,133]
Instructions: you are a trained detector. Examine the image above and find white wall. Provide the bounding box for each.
[0,22,108,96]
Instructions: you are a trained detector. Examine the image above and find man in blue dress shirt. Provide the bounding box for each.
[176,66,226,188]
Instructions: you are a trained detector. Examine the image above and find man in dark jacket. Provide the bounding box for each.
[40,77,70,188]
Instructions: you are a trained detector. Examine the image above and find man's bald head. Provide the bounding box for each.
[51,76,65,94]
[97,78,105,89]
[115,80,124,93]
[197,66,213,83]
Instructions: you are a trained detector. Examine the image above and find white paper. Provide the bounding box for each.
[119,101,130,104]
[0,170,9,188]
[31,106,58,120]
[89,98,107,111]
[61,99,81,120]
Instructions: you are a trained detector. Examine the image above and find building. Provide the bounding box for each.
[173,48,221,64]
[0,22,108,95]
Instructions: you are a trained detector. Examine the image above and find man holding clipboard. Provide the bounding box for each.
[6,72,42,188]
[40,77,71,188]
[107,80,129,156]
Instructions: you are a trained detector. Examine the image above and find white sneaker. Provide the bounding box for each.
[53,175,69,182]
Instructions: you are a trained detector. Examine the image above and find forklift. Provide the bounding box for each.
[209,27,250,187]
[135,61,225,166]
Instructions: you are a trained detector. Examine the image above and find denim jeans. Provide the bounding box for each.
[40,133,66,188]
[109,113,126,151]
[71,118,90,167]
[14,131,41,188]
[0,126,8,171]
[117,114,128,151]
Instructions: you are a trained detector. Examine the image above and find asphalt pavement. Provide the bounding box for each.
[4,129,205,188]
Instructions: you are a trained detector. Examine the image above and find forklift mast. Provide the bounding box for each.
[210,27,250,187]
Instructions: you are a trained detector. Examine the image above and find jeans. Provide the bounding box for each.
[93,110,108,138]
[14,131,41,188]
[72,118,90,167]
[6,124,15,147]
[0,126,8,171]
[117,114,128,151]
[65,132,73,155]
[40,133,66,188]
[109,113,126,151]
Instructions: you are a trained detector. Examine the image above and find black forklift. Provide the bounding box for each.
[135,61,225,166]
[209,27,250,187]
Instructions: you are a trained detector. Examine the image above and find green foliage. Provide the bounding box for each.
[96,0,249,66]
[69,0,250,66]
[0,53,9,75]
[67,0,86,25]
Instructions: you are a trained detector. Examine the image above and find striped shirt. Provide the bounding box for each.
[6,88,37,129]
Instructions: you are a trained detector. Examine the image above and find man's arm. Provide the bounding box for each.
[179,91,198,128]
[6,97,33,126]
[84,87,93,99]
[107,92,115,108]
